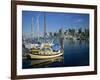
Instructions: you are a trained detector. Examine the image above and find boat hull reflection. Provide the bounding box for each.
[23,56,63,68]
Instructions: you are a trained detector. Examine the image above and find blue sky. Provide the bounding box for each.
[22,11,89,33]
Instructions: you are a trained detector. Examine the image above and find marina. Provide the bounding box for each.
[23,39,89,69]
[23,13,64,60]
[22,11,89,69]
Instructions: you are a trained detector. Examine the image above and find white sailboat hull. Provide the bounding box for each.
[28,52,63,59]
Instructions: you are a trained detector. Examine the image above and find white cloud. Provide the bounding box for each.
[75,19,83,23]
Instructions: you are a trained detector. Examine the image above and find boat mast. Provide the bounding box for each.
[44,12,46,43]
[31,17,34,40]
[37,15,40,42]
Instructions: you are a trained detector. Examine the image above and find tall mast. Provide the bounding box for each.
[44,12,46,43]
[31,17,34,40]
[37,15,40,42]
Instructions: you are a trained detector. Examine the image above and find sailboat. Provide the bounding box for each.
[26,13,63,59]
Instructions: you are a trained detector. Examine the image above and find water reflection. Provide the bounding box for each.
[63,39,89,67]
[23,56,63,69]
[22,39,89,69]
[64,39,89,48]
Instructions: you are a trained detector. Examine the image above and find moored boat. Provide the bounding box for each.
[27,43,63,59]
[28,51,63,59]
[25,13,64,59]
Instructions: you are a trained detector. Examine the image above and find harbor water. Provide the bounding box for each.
[22,39,89,69]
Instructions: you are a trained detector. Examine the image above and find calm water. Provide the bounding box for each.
[22,39,89,69]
